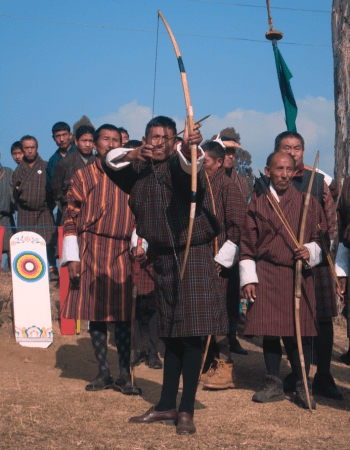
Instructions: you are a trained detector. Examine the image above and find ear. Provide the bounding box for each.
[74,138,78,147]
[218,157,223,167]
[264,165,271,178]
[69,132,73,140]
[142,136,146,145]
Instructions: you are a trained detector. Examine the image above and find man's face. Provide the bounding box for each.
[277,137,304,168]
[94,129,121,158]
[143,126,175,162]
[75,133,94,157]
[53,130,72,152]
[121,132,129,146]
[223,149,236,170]
[204,153,223,177]
[12,148,23,165]
[264,153,295,195]
[21,139,38,163]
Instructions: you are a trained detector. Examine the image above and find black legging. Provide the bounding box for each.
[154,336,202,416]
[263,336,312,381]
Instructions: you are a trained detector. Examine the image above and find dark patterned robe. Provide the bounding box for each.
[62,158,134,321]
[228,167,250,204]
[257,167,337,320]
[0,164,15,253]
[12,155,55,246]
[103,154,229,338]
[240,184,328,337]
[51,150,95,224]
[207,167,246,318]
[336,177,350,337]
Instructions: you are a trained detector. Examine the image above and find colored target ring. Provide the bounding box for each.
[13,251,46,283]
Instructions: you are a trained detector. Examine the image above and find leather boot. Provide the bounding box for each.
[252,375,285,403]
[295,380,316,410]
[203,359,238,390]
[199,359,218,384]
[312,372,343,400]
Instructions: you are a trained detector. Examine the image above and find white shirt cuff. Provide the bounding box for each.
[177,144,204,175]
[105,148,134,171]
[60,235,80,267]
[239,259,259,287]
[335,242,350,277]
[214,240,239,268]
[130,229,148,254]
[304,242,322,268]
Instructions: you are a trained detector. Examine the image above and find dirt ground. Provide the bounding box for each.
[0,272,350,450]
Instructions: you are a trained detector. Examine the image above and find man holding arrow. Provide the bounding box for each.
[103,115,228,435]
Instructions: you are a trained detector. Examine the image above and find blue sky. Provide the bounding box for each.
[0,0,334,174]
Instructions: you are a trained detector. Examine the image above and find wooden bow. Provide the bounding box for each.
[158,11,197,280]
[294,150,319,412]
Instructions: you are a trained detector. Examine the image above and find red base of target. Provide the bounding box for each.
[58,227,76,335]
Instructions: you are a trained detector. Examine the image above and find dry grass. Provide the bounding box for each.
[1,272,350,450]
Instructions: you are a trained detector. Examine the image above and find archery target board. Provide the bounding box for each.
[10,232,53,348]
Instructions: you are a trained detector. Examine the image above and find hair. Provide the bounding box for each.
[118,127,129,137]
[202,141,225,161]
[52,122,71,135]
[11,141,22,154]
[123,139,142,149]
[266,151,295,169]
[75,125,95,141]
[174,136,183,142]
[145,116,177,138]
[93,124,121,144]
[274,131,305,151]
[20,135,38,149]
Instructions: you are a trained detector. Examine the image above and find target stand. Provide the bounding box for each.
[10,232,53,348]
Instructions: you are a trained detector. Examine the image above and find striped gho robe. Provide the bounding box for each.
[206,167,246,318]
[335,177,350,337]
[292,165,337,320]
[103,148,229,338]
[12,155,55,246]
[61,157,134,322]
[239,183,328,337]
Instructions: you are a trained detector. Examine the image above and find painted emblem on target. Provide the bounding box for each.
[13,251,46,283]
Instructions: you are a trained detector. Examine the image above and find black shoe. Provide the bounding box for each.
[133,350,147,366]
[147,353,163,369]
[252,375,285,403]
[49,267,59,281]
[283,372,297,392]
[295,380,316,410]
[85,373,114,391]
[114,368,142,395]
[238,312,246,325]
[340,351,350,366]
[312,372,343,400]
[230,338,248,355]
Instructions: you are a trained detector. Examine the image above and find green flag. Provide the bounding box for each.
[272,42,298,132]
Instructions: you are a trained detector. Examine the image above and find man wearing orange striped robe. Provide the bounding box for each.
[61,124,141,395]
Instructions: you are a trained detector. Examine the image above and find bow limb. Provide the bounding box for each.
[295,150,319,412]
[158,11,197,279]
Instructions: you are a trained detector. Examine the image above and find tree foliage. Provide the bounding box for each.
[72,116,94,140]
[209,127,254,197]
